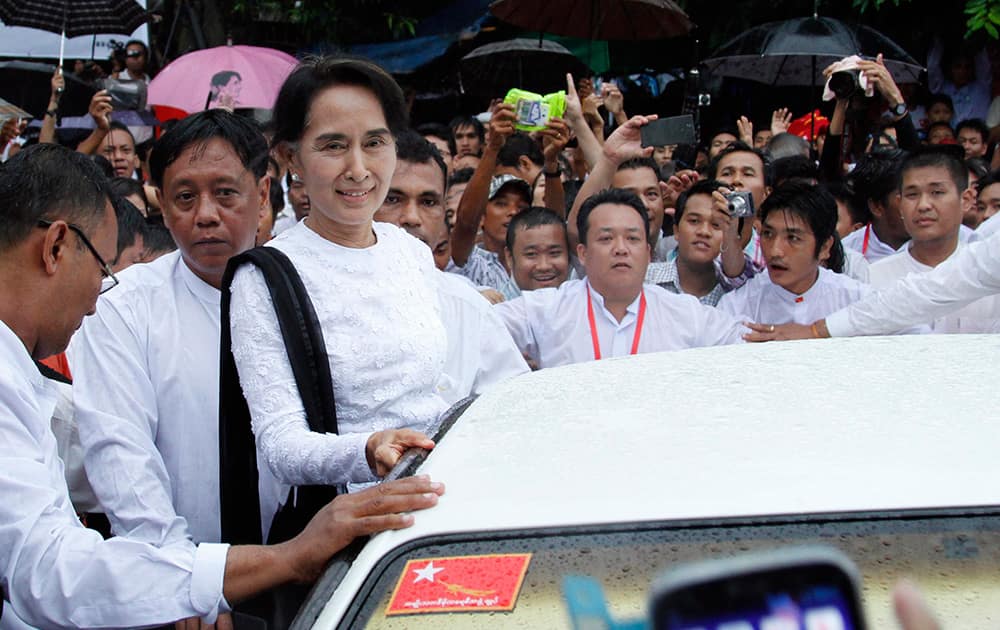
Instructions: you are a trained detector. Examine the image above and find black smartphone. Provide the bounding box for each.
[640,115,696,148]
[650,546,867,630]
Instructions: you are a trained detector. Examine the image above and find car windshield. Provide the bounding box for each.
[340,509,1000,628]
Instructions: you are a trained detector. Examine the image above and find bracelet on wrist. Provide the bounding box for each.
[544,168,560,178]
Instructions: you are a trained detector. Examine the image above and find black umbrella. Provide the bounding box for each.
[701,16,923,87]
[0,0,147,65]
[0,61,96,118]
[460,39,590,101]
[0,0,146,37]
[489,0,693,41]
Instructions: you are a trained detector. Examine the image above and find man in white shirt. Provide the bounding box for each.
[0,143,443,629]
[71,111,433,550]
[496,187,745,369]
[869,149,1000,332]
[504,206,570,292]
[842,150,911,262]
[719,183,870,325]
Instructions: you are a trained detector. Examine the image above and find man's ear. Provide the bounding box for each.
[576,241,587,265]
[962,186,977,211]
[518,155,533,174]
[504,246,514,270]
[818,235,834,263]
[155,187,173,231]
[868,198,884,219]
[39,221,70,276]
[257,175,271,222]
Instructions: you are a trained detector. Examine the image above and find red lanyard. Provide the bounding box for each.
[862,223,872,257]
[586,286,647,361]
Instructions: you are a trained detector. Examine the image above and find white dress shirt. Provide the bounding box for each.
[72,251,226,546]
[841,224,901,263]
[842,248,870,283]
[495,279,745,369]
[830,234,1000,336]
[0,322,228,629]
[718,267,870,325]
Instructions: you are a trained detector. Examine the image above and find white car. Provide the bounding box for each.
[293,335,1000,629]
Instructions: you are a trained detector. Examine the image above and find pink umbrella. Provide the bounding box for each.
[148,44,298,114]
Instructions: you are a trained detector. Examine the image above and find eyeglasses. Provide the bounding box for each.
[37,219,119,294]
[126,50,144,58]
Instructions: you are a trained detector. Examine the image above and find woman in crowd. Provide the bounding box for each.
[227,57,447,517]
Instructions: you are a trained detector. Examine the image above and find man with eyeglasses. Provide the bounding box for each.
[0,143,443,628]
[112,40,151,83]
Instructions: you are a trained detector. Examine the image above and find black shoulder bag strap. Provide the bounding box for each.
[219,246,340,546]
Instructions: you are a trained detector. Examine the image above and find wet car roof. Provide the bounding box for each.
[310,334,1000,627]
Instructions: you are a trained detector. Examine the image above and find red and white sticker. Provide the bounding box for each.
[386,553,532,615]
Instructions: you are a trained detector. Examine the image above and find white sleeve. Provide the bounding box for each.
[1,409,228,628]
[987,96,1000,128]
[72,295,191,547]
[826,234,1000,336]
[228,263,375,486]
[468,299,530,394]
[715,286,751,321]
[493,296,538,362]
[692,299,747,347]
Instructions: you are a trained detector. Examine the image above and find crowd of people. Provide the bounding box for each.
[2,29,999,629]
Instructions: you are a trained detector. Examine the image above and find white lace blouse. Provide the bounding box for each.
[229,220,450,488]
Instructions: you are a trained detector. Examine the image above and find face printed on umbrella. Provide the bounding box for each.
[208,71,243,110]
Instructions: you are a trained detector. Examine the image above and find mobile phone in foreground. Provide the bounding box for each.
[650,546,866,630]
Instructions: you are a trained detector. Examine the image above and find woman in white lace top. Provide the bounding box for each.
[228,58,447,495]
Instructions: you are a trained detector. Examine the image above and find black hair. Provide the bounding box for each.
[447,167,475,188]
[926,93,954,114]
[955,118,989,144]
[825,180,870,225]
[416,122,454,156]
[899,148,968,192]
[107,121,136,145]
[849,148,905,208]
[448,116,485,147]
[125,39,148,56]
[107,177,149,213]
[617,156,661,180]
[497,133,544,169]
[142,214,177,255]
[149,109,269,189]
[709,126,739,143]
[268,176,285,218]
[210,70,241,90]
[87,154,115,179]
[674,180,724,225]
[772,155,819,187]
[505,206,568,252]
[707,141,773,187]
[395,129,447,191]
[759,182,843,272]
[271,56,408,148]
[966,157,990,182]
[577,188,650,245]
[0,144,111,252]
[926,121,955,139]
[976,169,1000,196]
[111,195,147,261]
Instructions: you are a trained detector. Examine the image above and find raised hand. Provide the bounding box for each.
[737,115,754,146]
[601,114,657,165]
[88,90,113,131]
[857,53,904,107]
[486,102,516,151]
[771,108,793,135]
[602,82,624,116]
[539,117,571,164]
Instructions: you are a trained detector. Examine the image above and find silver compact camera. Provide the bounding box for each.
[725,191,754,218]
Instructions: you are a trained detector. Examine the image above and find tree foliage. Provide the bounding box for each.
[854,0,1000,38]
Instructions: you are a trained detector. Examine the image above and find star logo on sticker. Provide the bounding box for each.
[412,561,445,583]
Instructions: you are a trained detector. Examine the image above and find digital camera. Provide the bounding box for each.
[725,190,754,218]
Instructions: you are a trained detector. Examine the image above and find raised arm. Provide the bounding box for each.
[38,70,63,145]
[537,116,570,218]
[75,90,112,155]
[566,114,657,250]
[563,74,604,171]
[451,104,515,266]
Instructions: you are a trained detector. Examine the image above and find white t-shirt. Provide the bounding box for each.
[869,245,1000,333]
